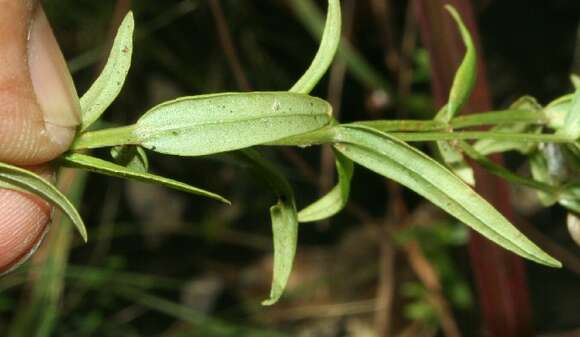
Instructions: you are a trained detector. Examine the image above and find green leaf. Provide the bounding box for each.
[237,149,298,306]
[0,162,87,241]
[556,89,580,140]
[133,92,332,156]
[80,12,134,131]
[0,179,27,194]
[333,125,561,267]
[298,150,353,222]
[61,153,229,204]
[263,199,298,306]
[289,0,390,92]
[111,145,149,173]
[438,5,476,121]
[290,0,342,94]
[432,6,476,184]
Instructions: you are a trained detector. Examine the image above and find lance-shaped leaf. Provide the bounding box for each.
[237,149,298,305]
[80,12,134,131]
[61,153,229,204]
[333,125,561,267]
[0,162,87,241]
[439,5,476,120]
[298,150,353,222]
[264,199,299,306]
[432,6,476,184]
[133,92,332,156]
[290,0,342,94]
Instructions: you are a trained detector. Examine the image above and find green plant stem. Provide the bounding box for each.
[71,125,138,150]
[269,125,570,147]
[355,120,448,131]
[392,131,569,143]
[357,110,547,132]
[450,109,546,128]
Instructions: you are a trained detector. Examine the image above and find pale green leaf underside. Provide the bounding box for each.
[333,125,561,267]
[440,5,476,120]
[61,153,229,204]
[290,0,341,94]
[237,149,299,306]
[0,162,87,241]
[80,12,134,131]
[298,150,353,222]
[135,92,332,156]
[262,200,299,306]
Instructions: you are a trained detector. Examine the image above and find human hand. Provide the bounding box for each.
[0,0,80,272]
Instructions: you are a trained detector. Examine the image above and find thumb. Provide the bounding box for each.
[0,0,80,165]
[0,1,81,273]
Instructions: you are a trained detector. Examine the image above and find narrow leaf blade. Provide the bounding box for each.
[80,12,134,131]
[440,5,476,120]
[0,162,87,241]
[262,200,299,306]
[290,0,342,94]
[61,153,229,204]
[298,150,353,222]
[334,125,561,267]
[237,149,299,305]
[134,92,332,156]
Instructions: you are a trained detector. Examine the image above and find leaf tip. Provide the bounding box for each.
[261,298,277,306]
[78,225,89,243]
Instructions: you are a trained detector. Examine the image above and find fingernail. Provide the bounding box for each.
[28,5,80,146]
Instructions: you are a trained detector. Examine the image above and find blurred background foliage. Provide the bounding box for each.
[1,0,579,336]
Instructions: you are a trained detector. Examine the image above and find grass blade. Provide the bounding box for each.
[333,125,561,267]
[61,153,229,204]
[0,162,87,241]
[80,12,134,131]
